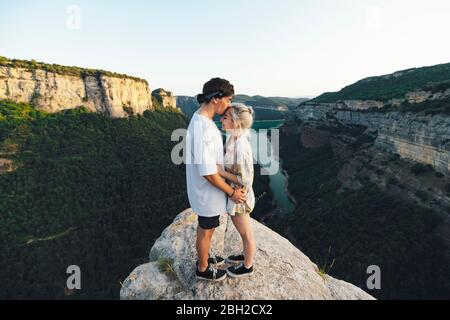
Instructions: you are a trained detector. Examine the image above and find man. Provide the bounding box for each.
[186,78,247,281]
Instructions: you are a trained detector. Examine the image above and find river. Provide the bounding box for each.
[215,119,296,214]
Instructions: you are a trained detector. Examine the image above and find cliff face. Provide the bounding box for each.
[294,105,450,175]
[0,66,153,118]
[120,208,375,300]
[306,88,450,111]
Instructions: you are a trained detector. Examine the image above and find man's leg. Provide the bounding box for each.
[196,225,215,272]
[195,215,227,281]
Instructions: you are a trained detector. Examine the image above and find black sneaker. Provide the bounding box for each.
[226,262,254,278]
[196,265,227,282]
[208,255,225,266]
[226,254,245,264]
[196,255,225,267]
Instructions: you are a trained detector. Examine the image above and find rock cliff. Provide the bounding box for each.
[304,88,450,111]
[120,208,375,300]
[294,104,450,175]
[0,64,153,118]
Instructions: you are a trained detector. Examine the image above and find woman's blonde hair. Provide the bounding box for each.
[228,103,255,130]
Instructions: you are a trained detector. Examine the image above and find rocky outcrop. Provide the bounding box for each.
[0,65,153,118]
[405,89,450,104]
[152,88,177,109]
[0,158,14,174]
[306,89,450,111]
[294,104,450,175]
[120,208,375,300]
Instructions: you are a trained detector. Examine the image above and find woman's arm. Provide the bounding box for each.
[236,143,253,189]
[217,165,241,185]
[203,172,247,204]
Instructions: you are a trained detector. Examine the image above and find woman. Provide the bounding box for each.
[218,103,256,278]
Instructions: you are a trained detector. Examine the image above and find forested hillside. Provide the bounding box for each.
[0,100,189,298]
[312,63,450,102]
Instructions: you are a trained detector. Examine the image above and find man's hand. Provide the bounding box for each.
[231,187,247,204]
[202,173,247,204]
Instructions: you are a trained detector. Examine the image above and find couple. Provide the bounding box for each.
[186,77,256,282]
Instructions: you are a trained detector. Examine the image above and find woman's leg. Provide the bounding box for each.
[231,213,255,268]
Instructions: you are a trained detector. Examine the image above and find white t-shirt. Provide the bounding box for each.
[186,111,226,217]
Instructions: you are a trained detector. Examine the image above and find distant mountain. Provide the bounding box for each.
[311,62,450,103]
[176,94,310,121]
[233,94,309,110]
[175,96,200,119]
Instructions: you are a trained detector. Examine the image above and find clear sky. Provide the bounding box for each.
[1,0,449,97]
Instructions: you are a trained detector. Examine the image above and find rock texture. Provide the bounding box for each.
[152,88,177,109]
[0,66,153,118]
[294,104,450,174]
[120,208,375,300]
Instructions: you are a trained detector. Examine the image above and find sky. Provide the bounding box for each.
[1,0,450,97]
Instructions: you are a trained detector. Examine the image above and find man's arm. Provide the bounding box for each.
[203,173,247,204]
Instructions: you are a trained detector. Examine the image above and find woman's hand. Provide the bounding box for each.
[231,187,247,204]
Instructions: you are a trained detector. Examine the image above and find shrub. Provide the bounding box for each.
[411,163,427,175]
[415,190,429,202]
[445,182,450,194]
[389,153,401,162]
[435,172,444,178]
[387,177,399,185]
[123,106,134,116]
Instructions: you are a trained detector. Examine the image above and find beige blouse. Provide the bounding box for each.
[223,131,255,216]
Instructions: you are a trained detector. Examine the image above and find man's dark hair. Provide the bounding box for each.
[197,78,234,104]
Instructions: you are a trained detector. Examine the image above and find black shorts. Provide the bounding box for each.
[198,215,220,230]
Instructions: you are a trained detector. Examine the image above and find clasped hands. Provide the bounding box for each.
[217,164,247,204]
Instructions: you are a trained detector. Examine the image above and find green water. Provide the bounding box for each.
[216,119,296,214]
